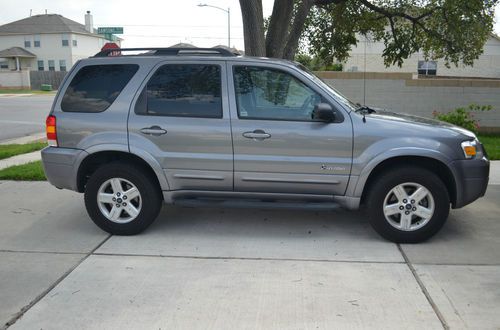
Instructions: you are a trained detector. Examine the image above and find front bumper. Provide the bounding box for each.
[41,147,87,191]
[450,157,489,208]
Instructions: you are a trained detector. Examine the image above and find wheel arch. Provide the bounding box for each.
[359,155,458,207]
[76,149,169,193]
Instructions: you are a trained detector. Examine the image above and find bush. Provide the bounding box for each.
[433,104,492,134]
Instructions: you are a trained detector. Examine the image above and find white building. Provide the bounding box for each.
[0,11,121,72]
[343,34,500,78]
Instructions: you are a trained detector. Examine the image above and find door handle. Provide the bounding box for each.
[243,130,271,140]
[140,126,167,136]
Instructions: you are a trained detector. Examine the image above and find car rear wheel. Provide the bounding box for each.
[84,162,162,235]
[366,166,450,243]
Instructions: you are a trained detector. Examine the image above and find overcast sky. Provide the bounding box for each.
[0,0,499,50]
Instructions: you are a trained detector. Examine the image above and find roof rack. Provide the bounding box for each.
[93,47,238,58]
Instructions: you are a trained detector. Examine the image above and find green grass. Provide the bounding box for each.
[478,134,500,160]
[0,89,55,94]
[0,161,46,181]
[0,142,47,160]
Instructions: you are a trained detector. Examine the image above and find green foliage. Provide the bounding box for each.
[478,134,500,160]
[294,53,343,71]
[0,161,46,181]
[0,142,47,160]
[301,0,496,67]
[433,104,492,134]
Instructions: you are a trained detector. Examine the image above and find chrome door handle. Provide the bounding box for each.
[140,126,167,136]
[242,130,271,140]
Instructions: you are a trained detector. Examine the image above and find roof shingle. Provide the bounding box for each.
[0,47,36,57]
[0,14,94,35]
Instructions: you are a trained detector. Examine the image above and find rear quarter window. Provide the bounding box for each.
[61,64,139,113]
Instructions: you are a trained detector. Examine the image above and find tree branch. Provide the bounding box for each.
[265,0,294,58]
[239,0,266,56]
[283,0,316,59]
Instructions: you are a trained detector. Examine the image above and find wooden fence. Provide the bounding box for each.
[29,71,67,90]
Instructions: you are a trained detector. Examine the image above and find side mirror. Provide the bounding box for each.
[312,103,335,123]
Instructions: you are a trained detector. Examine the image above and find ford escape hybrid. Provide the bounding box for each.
[41,47,490,243]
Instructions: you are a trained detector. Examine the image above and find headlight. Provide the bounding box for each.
[461,140,478,159]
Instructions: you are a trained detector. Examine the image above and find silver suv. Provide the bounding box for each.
[42,47,490,243]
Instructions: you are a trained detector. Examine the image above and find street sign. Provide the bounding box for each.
[97,27,123,34]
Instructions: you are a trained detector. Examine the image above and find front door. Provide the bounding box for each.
[128,61,233,191]
[228,62,352,195]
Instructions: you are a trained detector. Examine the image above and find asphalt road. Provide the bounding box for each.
[0,94,54,142]
[0,181,499,329]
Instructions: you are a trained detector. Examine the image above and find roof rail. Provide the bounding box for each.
[93,47,238,57]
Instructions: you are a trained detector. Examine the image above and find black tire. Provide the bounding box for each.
[365,166,450,243]
[84,162,162,235]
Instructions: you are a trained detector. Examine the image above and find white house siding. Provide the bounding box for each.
[343,36,500,78]
[0,33,109,72]
[70,34,108,65]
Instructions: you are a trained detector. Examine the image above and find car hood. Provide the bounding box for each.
[366,109,477,139]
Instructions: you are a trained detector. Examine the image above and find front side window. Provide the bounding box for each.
[62,34,69,46]
[0,61,8,69]
[37,60,44,71]
[24,36,31,48]
[48,60,55,71]
[233,66,322,121]
[141,64,222,118]
[72,39,77,47]
[61,64,139,113]
[34,34,40,47]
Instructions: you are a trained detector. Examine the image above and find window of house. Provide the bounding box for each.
[59,60,67,72]
[233,66,322,121]
[24,36,31,48]
[34,35,41,47]
[62,34,69,47]
[138,64,222,118]
[418,61,437,76]
[0,61,8,69]
[61,64,139,113]
[37,60,44,71]
[48,60,55,71]
[72,39,77,47]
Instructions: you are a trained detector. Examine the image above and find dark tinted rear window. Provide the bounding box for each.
[61,64,138,112]
[143,64,222,118]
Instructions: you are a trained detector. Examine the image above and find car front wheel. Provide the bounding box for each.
[366,166,450,243]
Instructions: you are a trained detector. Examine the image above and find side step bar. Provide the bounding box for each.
[173,198,341,211]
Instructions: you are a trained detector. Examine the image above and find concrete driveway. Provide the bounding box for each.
[0,181,499,329]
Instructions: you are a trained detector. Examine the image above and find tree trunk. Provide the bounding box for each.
[265,0,294,58]
[282,0,315,60]
[239,0,266,57]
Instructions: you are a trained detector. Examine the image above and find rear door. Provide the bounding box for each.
[128,60,233,191]
[228,62,353,195]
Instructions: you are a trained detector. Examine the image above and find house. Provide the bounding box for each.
[343,34,500,78]
[0,11,121,72]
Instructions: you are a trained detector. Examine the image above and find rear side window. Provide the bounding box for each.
[140,64,222,118]
[61,64,138,113]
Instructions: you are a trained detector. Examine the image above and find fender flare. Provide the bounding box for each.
[351,147,456,198]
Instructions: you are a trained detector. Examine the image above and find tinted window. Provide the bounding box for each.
[144,64,222,118]
[61,64,138,113]
[233,66,322,121]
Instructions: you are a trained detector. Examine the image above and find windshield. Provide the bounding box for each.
[294,62,358,111]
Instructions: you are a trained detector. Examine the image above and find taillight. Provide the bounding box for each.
[46,115,57,147]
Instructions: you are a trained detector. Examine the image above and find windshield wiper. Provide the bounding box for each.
[355,105,377,114]
[355,104,376,123]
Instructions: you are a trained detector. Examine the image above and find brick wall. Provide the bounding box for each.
[316,72,500,131]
